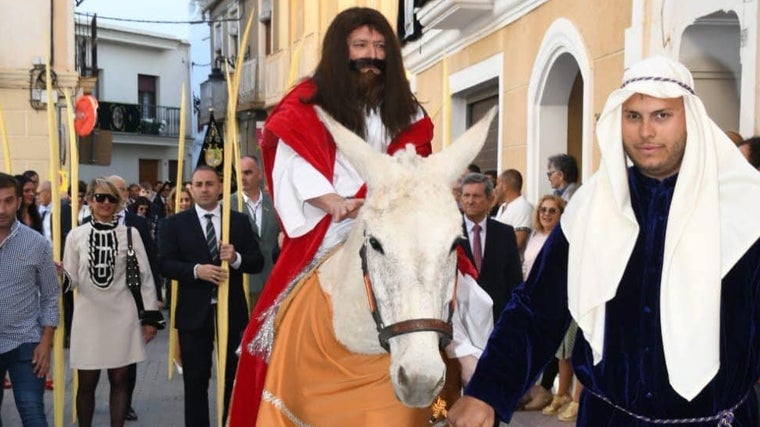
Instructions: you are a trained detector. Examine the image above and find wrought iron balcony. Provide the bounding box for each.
[97,101,182,137]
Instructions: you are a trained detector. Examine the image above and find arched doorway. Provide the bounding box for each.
[679,11,741,133]
[536,54,583,198]
[527,18,592,202]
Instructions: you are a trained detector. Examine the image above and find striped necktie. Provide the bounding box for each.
[204,213,219,262]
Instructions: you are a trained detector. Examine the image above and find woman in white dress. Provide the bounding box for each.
[63,178,160,427]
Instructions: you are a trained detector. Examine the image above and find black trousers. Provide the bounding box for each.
[177,307,240,427]
[540,357,559,391]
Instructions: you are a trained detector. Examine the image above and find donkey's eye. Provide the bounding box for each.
[369,237,384,254]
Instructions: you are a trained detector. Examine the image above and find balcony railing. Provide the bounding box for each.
[75,13,98,78]
[97,101,182,137]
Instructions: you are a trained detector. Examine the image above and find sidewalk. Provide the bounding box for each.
[1,330,572,426]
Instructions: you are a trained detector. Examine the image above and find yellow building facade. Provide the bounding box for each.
[0,0,78,179]
[264,0,754,202]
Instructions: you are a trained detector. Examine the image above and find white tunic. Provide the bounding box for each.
[271,109,423,252]
[63,223,159,369]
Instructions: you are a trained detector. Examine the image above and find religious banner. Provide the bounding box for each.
[197,112,236,193]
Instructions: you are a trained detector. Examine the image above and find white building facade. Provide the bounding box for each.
[77,21,193,185]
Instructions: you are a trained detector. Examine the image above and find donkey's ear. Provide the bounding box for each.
[424,106,497,186]
[314,106,394,185]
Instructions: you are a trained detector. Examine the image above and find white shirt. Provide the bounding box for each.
[243,192,263,232]
[38,203,52,244]
[193,204,242,270]
[77,205,90,225]
[115,208,128,226]
[495,194,533,233]
[271,108,423,253]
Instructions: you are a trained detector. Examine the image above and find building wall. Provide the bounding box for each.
[253,0,757,203]
[262,0,399,106]
[97,25,191,107]
[409,0,631,200]
[629,0,756,136]
[0,0,77,179]
[79,142,184,185]
[92,24,193,183]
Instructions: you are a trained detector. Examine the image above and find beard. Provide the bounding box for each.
[351,69,385,111]
[349,58,386,110]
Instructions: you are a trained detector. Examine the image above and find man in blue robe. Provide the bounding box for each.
[448,56,760,426]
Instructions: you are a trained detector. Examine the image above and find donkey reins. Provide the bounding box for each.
[359,235,457,352]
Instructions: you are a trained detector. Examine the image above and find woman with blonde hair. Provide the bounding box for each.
[522,194,566,278]
[522,194,581,421]
[63,177,162,426]
[164,186,194,217]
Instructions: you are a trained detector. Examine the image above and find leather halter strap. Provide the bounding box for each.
[360,238,457,352]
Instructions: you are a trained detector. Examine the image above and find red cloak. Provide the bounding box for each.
[228,79,434,426]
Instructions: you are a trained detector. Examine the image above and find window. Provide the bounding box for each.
[213,22,223,54]
[260,0,273,55]
[228,7,239,62]
[138,74,157,120]
[467,91,499,171]
[449,53,503,172]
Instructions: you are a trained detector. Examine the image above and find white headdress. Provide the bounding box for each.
[562,55,760,400]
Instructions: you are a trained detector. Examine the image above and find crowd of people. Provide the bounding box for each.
[4,6,760,427]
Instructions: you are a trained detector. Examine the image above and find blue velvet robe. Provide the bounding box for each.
[465,167,760,425]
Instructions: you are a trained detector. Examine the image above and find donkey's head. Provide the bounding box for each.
[316,106,496,407]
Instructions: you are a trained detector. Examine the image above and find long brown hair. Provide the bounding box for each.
[305,7,418,139]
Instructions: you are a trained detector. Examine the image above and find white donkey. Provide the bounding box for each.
[255,107,496,426]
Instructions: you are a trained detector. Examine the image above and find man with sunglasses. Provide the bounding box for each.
[448,56,760,426]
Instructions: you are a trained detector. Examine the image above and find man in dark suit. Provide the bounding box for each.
[158,166,263,427]
[230,155,280,308]
[38,181,73,345]
[458,173,523,319]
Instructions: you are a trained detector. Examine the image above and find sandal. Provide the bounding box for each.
[542,394,571,415]
[558,401,579,422]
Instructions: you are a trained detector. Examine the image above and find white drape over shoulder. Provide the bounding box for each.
[561,56,760,400]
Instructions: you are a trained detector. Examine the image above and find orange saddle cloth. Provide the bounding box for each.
[257,269,434,426]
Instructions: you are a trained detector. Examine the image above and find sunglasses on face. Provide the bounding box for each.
[93,193,118,204]
[539,207,558,215]
[546,170,557,178]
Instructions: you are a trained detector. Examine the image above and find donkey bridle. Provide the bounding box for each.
[359,239,457,352]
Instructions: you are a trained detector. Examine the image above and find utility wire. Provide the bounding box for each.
[74,12,240,25]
